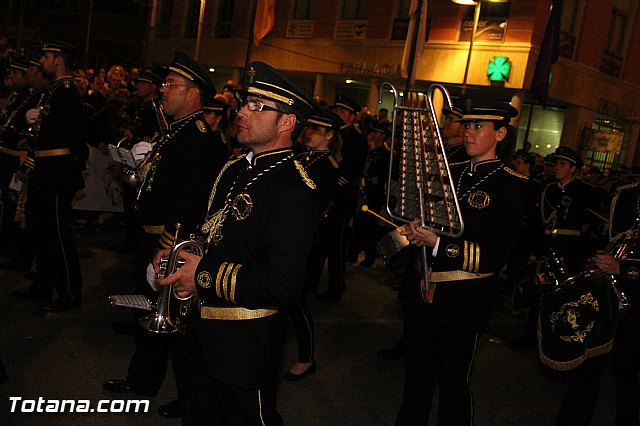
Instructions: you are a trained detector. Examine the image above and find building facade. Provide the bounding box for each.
[2,0,639,170]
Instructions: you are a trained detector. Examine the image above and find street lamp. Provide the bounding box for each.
[452,0,482,93]
[451,0,509,92]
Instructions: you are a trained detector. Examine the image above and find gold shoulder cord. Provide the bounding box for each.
[206,157,244,212]
[294,159,317,190]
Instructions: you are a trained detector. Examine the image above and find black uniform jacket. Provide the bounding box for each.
[137,110,227,244]
[334,123,368,215]
[406,159,528,331]
[609,182,640,305]
[194,148,319,389]
[32,77,88,193]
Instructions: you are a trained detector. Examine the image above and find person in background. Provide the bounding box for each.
[285,105,342,381]
[316,94,368,301]
[103,52,227,421]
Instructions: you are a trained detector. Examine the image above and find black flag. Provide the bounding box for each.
[531,0,563,105]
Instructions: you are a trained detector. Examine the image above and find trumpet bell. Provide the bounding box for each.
[138,309,178,334]
[121,168,140,187]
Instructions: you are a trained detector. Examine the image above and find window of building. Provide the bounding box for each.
[340,0,369,20]
[292,0,316,20]
[600,3,631,77]
[215,0,234,39]
[391,0,431,41]
[582,113,630,172]
[559,0,584,59]
[156,0,173,39]
[185,0,201,39]
[517,105,564,157]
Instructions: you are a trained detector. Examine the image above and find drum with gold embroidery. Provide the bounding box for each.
[538,272,618,371]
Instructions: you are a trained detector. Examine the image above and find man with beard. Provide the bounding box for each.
[103,52,227,418]
[154,61,318,424]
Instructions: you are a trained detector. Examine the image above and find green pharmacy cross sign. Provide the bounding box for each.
[487,56,511,82]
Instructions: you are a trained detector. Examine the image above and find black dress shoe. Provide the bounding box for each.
[158,399,182,418]
[377,346,404,360]
[282,362,316,381]
[103,378,135,393]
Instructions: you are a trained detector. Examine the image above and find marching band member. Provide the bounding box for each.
[395,96,527,424]
[154,62,319,424]
[284,105,342,380]
[593,182,640,425]
[103,52,227,416]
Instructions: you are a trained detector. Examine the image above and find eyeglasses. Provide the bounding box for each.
[161,81,191,89]
[236,97,280,113]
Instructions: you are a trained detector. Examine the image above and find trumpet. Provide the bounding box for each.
[139,225,204,334]
[117,99,167,188]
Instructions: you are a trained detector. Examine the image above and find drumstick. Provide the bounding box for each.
[361,205,399,229]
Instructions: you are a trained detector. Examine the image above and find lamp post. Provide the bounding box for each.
[451,0,482,93]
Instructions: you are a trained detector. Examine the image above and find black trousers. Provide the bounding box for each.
[183,340,283,425]
[288,297,315,364]
[396,306,479,426]
[306,213,349,295]
[555,356,606,426]
[124,230,187,397]
[26,178,82,305]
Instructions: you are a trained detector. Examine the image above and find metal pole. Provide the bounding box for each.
[194,0,206,61]
[242,0,259,88]
[403,0,424,98]
[461,1,481,94]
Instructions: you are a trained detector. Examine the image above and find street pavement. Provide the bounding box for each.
[0,217,617,425]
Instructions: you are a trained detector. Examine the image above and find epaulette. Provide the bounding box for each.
[293,159,317,190]
[195,119,208,133]
[329,155,339,169]
[52,77,73,90]
[502,165,529,180]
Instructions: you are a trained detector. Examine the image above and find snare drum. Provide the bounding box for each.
[377,227,413,269]
[538,272,618,371]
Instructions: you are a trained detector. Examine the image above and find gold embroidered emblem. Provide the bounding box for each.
[232,193,253,221]
[446,244,460,258]
[294,160,317,189]
[467,191,490,209]
[627,267,640,280]
[197,271,212,288]
[548,292,599,343]
[247,66,256,84]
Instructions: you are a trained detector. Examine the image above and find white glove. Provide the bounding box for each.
[131,141,153,163]
[25,108,40,124]
[146,262,159,292]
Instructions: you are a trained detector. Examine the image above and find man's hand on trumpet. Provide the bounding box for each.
[153,248,199,298]
[402,219,439,248]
